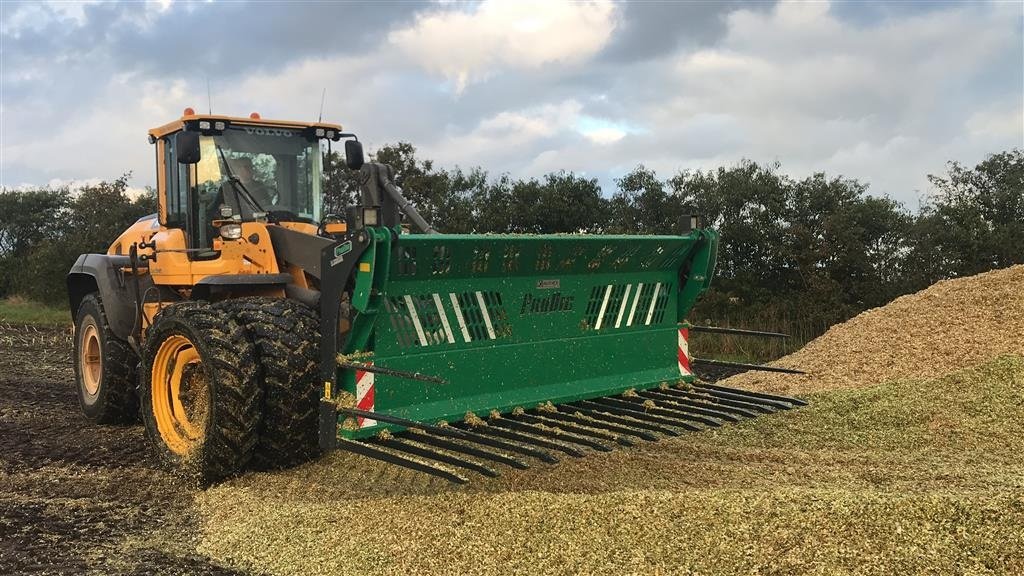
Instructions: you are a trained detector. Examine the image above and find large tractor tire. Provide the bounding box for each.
[216,297,320,469]
[140,302,261,483]
[73,294,138,424]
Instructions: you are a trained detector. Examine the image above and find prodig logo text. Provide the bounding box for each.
[520,292,574,315]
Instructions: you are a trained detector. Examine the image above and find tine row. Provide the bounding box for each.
[336,384,805,484]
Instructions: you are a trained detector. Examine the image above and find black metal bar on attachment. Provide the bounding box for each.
[566,404,680,437]
[338,407,559,463]
[534,409,657,441]
[376,438,498,477]
[576,400,703,432]
[337,439,466,484]
[597,397,723,427]
[337,360,448,384]
[654,387,772,415]
[403,430,529,470]
[690,386,792,411]
[494,417,615,451]
[448,426,560,464]
[695,383,809,407]
[520,413,635,446]
[689,325,790,339]
[461,424,586,458]
[682,389,778,413]
[499,412,618,448]
[692,358,806,375]
[635,390,745,421]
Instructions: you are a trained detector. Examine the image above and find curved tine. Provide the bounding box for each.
[338,439,467,484]
[596,397,723,427]
[639,389,753,419]
[678,390,777,414]
[462,424,586,458]
[446,426,559,464]
[517,413,634,446]
[531,409,657,441]
[577,400,703,432]
[687,388,782,412]
[490,418,613,452]
[403,429,529,470]
[377,438,498,477]
[566,404,679,437]
[693,383,806,407]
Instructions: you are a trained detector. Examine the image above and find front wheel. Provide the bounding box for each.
[73,294,137,423]
[140,303,261,483]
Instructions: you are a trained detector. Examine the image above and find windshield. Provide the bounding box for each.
[193,126,323,225]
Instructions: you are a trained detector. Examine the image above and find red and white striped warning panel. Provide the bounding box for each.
[678,327,691,376]
[355,365,376,428]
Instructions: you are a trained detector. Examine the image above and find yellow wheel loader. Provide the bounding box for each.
[69,109,804,484]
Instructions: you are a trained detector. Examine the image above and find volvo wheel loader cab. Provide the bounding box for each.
[69,108,805,485]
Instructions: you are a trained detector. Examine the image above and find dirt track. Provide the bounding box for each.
[0,323,249,575]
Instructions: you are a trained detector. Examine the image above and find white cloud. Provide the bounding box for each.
[583,127,626,145]
[425,100,583,167]
[643,0,1024,202]
[1,0,1020,206]
[389,0,618,93]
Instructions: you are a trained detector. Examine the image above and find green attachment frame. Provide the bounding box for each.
[337,229,718,438]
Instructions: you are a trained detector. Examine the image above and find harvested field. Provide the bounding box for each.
[723,264,1024,395]
[3,267,1023,575]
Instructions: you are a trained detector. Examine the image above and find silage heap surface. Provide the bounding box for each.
[723,264,1024,395]
[196,267,1024,576]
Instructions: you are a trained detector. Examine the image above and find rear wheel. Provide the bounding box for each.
[141,303,261,483]
[73,294,138,423]
[216,297,321,469]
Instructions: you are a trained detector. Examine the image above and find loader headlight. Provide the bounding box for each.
[362,207,380,227]
[219,223,243,240]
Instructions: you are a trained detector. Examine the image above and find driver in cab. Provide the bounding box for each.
[227,157,276,212]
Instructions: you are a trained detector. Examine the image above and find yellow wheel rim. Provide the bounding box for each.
[151,334,210,456]
[80,323,101,396]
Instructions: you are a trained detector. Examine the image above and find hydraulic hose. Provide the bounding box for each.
[382,180,438,234]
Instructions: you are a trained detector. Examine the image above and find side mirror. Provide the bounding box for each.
[345,140,364,170]
[175,131,201,164]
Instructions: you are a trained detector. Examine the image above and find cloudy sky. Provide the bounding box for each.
[2,0,1021,208]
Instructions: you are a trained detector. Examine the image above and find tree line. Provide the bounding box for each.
[2,147,1021,351]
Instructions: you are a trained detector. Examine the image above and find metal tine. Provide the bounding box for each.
[635,390,745,421]
[643,387,757,414]
[513,413,633,447]
[459,423,587,458]
[678,389,776,414]
[403,430,529,470]
[490,418,613,452]
[337,407,559,464]
[566,404,679,437]
[444,426,560,464]
[597,397,723,427]
[528,411,649,443]
[375,437,498,477]
[338,439,467,484]
[689,386,790,411]
[576,400,702,432]
[695,383,808,407]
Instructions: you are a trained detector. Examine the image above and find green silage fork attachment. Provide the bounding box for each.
[315,167,804,482]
